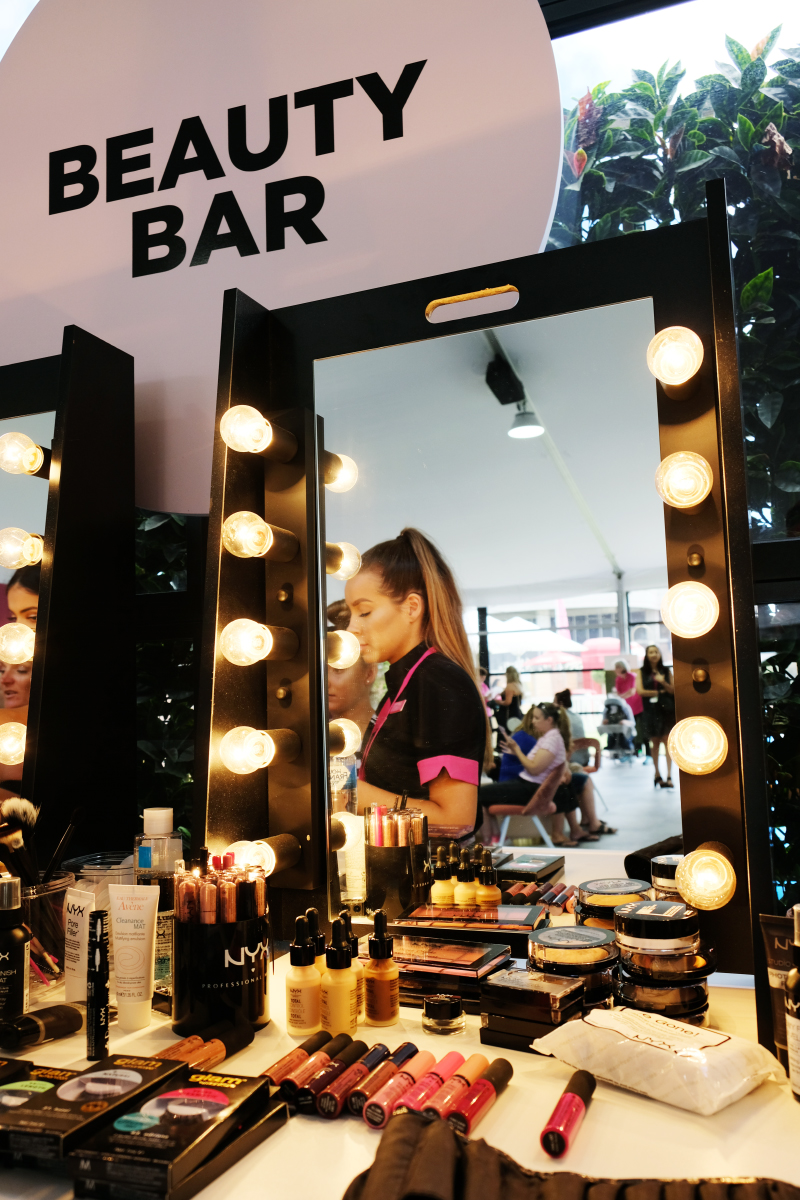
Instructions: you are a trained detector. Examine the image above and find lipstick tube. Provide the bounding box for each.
[295,1040,367,1113]
[421,1054,489,1120]
[316,1043,389,1118]
[391,1051,465,1115]
[279,1033,352,1099]
[540,1070,596,1157]
[504,882,525,896]
[219,879,237,923]
[157,1033,205,1061]
[539,884,562,906]
[347,1041,419,1115]
[362,1050,435,1129]
[447,1059,513,1135]
[178,875,199,922]
[550,885,576,916]
[261,1030,332,1085]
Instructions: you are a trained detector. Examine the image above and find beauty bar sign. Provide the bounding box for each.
[0,0,561,511]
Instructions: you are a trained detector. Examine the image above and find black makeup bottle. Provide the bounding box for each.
[0,878,32,1021]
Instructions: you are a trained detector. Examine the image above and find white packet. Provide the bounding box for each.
[533,1006,783,1115]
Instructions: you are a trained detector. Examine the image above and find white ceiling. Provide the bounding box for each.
[316,299,667,609]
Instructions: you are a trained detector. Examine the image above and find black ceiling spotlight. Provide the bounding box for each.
[485,353,525,405]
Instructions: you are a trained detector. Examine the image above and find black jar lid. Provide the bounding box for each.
[423,993,463,1020]
[650,854,684,886]
[614,899,700,940]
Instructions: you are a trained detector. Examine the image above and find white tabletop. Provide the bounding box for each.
[2,950,798,1200]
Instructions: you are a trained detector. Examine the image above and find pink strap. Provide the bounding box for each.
[418,755,479,786]
[358,647,437,780]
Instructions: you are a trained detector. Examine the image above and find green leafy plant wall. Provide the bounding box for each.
[547,26,800,909]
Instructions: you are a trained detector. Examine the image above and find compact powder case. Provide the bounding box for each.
[528,925,618,1004]
[614,900,700,954]
[575,879,652,928]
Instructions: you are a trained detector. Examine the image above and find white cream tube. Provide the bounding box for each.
[107,884,159,1031]
[63,887,95,1003]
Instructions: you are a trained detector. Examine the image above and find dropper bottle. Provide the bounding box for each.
[306,906,327,975]
[475,850,503,907]
[448,841,460,885]
[431,847,456,906]
[286,915,321,1036]
[365,910,399,1027]
[340,909,364,1021]
[453,848,477,907]
[320,918,358,1037]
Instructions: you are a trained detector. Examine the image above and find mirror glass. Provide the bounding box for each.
[316,301,680,912]
[0,410,55,795]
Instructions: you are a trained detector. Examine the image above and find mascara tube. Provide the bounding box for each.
[86,910,109,1061]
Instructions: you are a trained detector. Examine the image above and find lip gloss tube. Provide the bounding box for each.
[295,1040,368,1113]
[261,1030,332,1085]
[219,879,237,923]
[156,1033,205,1061]
[199,880,218,924]
[178,876,199,922]
[347,1042,419,1115]
[541,1071,596,1157]
[539,884,563,906]
[391,1051,465,1115]
[363,1051,435,1129]
[316,1043,389,1118]
[370,805,386,846]
[421,1054,489,1120]
[549,885,576,916]
[279,1033,352,1099]
[447,1059,513,1135]
[504,882,526,897]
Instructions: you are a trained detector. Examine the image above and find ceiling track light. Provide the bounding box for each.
[646,326,704,399]
[0,528,43,570]
[218,725,301,774]
[219,619,299,666]
[508,404,544,439]
[323,451,359,493]
[221,512,299,561]
[220,404,297,462]
[326,541,361,580]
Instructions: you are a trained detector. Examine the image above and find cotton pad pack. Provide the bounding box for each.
[533,1006,783,1115]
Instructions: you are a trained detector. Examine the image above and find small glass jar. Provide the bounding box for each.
[618,940,716,983]
[651,854,684,900]
[422,993,466,1035]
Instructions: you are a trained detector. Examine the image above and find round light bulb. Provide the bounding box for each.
[661,581,719,638]
[219,405,273,454]
[675,844,736,910]
[221,511,273,559]
[218,726,275,774]
[331,811,363,851]
[0,528,43,570]
[646,326,704,387]
[0,721,26,765]
[325,453,359,493]
[0,624,35,665]
[224,839,275,874]
[0,432,44,475]
[329,717,362,757]
[327,629,360,669]
[668,716,728,775]
[219,619,273,666]
[331,542,361,581]
[655,452,713,509]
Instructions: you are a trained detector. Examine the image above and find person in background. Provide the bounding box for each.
[614,658,648,760]
[0,658,31,797]
[327,600,378,739]
[492,665,524,731]
[554,688,588,767]
[553,691,617,840]
[498,705,537,782]
[6,563,39,630]
[637,644,676,788]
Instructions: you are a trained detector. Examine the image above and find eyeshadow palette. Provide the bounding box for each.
[390,906,548,958]
[358,936,512,976]
[496,853,564,884]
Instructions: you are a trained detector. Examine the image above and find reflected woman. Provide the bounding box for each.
[0,657,31,796]
[346,528,489,829]
[6,564,39,630]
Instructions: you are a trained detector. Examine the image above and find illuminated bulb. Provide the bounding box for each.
[220,405,273,454]
[646,327,704,387]
[0,528,43,570]
[219,726,276,774]
[655,452,713,509]
[668,716,728,775]
[661,581,719,638]
[222,511,272,558]
[329,717,362,757]
[0,721,26,765]
[325,453,359,493]
[224,833,301,876]
[0,432,44,475]
[675,843,736,910]
[327,542,361,581]
[327,630,360,669]
[330,811,364,852]
[0,624,34,665]
[220,619,273,666]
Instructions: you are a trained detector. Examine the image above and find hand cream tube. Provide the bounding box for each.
[108,884,159,1030]
[63,887,95,1003]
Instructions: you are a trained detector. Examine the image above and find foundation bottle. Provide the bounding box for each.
[365,909,399,1026]
[286,915,321,1037]
[475,850,503,907]
[306,906,328,974]
[340,909,365,1021]
[320,918,358,1037]
[453,849,477,907]
[431,847,456,906]
[448,842,460,885]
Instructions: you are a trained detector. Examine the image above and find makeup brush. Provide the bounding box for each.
[0,798,40,887]
[41,806,85,885]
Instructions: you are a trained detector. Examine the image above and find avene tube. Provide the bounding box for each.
[107,884,159,1030]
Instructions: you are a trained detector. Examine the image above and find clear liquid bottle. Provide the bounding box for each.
[134,808,183,999]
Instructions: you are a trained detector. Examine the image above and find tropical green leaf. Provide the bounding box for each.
[741,267,774,309]
[726,34,752,71]
[737,113,756,150]
[758,392,784,428]
[776,462,800,492]
[675,149,712,172]
[711,146,746,170]
[632,69,657,89]
[740,57,768,98]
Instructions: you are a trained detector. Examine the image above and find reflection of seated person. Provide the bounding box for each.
[600,694,635,751]
[0,658,31,798]
[554,688,589,766]
[498,706,536,781]
[328,657,378,739]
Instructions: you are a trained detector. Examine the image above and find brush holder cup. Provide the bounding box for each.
[172,914,270,1034]
[365,845,430,919]
[22,870,75,998]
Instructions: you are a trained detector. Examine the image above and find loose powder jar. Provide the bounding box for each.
[574,878,651,930]
[613,898,716,983]
[528,926,618,1006]
[650,854,684,900]
[613,970,710,1024]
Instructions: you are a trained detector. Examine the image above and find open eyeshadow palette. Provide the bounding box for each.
[389,904,548,958]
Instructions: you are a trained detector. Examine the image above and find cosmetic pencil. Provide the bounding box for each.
[392,1051,465,1116]
[347,1042,419,1115]
[294,1039,368,1113]
[280,1033,352,1100]
[317,1043,389,1118]
[540,1071,596,1158]
[421,1054,490,1120]
[261,1030,332,1085]
[362,1051,435,1129]
[86,910,109,1061]
[447,1059,513,1135]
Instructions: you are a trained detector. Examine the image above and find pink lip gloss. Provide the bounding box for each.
[540,1070,596,1157]
[447,1059,513,1135]
[420,1054,490,1120]
[362,1050,435,1129]
[391,1051,465,1116]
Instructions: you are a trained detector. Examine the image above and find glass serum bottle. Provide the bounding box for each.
[134,807,183,999]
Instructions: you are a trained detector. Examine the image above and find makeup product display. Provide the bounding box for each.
[529,927,619,1006]
[70,1067,275,1195]
[346,1042,419,1115]
[108,884,159,1031]
[260,1030,332,1086]
[786,905,800,1103]
[340,910,365,1020]
[172,861,269,1034]
[63,886,94,1003]
[392,1050,465,1114]
[0,1055,182,1160]
[447,1058,513,1135]
[365,910,399,1027]
[422,994,466,1035]
[0,877,31,1021]
[134,808,184,1000]
[430,848,456,906]
[321,918,359,1036]
[364,807,430,920]
[759,912,794,1070]
[294,1038,368,1113]
[361,935,511,979]
[316,1042,389,1118]
[306,907,327,974]
[390,903,548,958]
[278,1033,352,1101]
[86,910,110,1060]
[285,916,321,1037]
[613,971,710,1024]
[496,854,564,885]
[420,1053,489,1119]
[362,1050,436,1129]
[613,899,715,987]
[475,851,503,907]
[540,1070,596,1158]
[651,854,684,900]
[574,878,652,930]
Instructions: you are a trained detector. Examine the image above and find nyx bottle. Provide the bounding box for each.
[340,910,365,1020]
[786,903,800,1103]
[0,878,31,1021]
[286,915,321,1037]
[431,848,456,906]
[365,910,399,1026]
[134,808,183,998]
[306,907,328,974]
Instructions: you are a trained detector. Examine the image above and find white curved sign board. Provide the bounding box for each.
[0,0,561,511]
